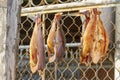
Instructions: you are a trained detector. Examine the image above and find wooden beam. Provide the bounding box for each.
[21,1,120,16]
[0,0,20,80]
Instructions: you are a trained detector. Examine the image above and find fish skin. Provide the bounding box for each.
[37,24,45,71]
[47,14,57,59]
[54,17,66,63]
[91,11,109,64]
[29,16,45,73]
[80,9,109,65]
[80,9,97,66]
[29,22,38,73]
[47,13,65,63]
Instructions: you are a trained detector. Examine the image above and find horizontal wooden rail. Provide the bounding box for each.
[21,1,120,16]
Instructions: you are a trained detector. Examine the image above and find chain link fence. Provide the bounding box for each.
[17,0,120,80]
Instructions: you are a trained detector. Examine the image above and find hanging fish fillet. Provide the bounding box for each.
[80,10,91,52]
[29,15,45,73]
[29,19,38,73]
[47,13,57,62]
[37,21,45,73]
[47,13,65,63]
[80,8,109,65]
[81,10,91,33]
[80,9,97,66]
[91,11,109,64]
[54,14,66,62]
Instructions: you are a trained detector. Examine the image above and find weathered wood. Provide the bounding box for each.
[0,0,7,7]
[0,7,7,80]
[0,0,20,80]
[115,6,120,80]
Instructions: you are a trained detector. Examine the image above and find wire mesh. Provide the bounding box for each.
[21,0,83,7]
[17,0,119,80]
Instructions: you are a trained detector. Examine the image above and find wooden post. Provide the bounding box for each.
[0,0,20,80]
[115,6,120,80]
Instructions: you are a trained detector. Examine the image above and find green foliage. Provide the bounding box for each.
[46,0,53,2]
[23,0,28,3]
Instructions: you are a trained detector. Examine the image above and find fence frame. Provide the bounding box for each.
[19,1,120,80]
[115,6,120,80]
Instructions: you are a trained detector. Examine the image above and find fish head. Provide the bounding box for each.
[35,14,41,24]
[55,12,63,21]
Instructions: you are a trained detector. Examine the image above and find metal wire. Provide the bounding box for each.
[19,43,81,49]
